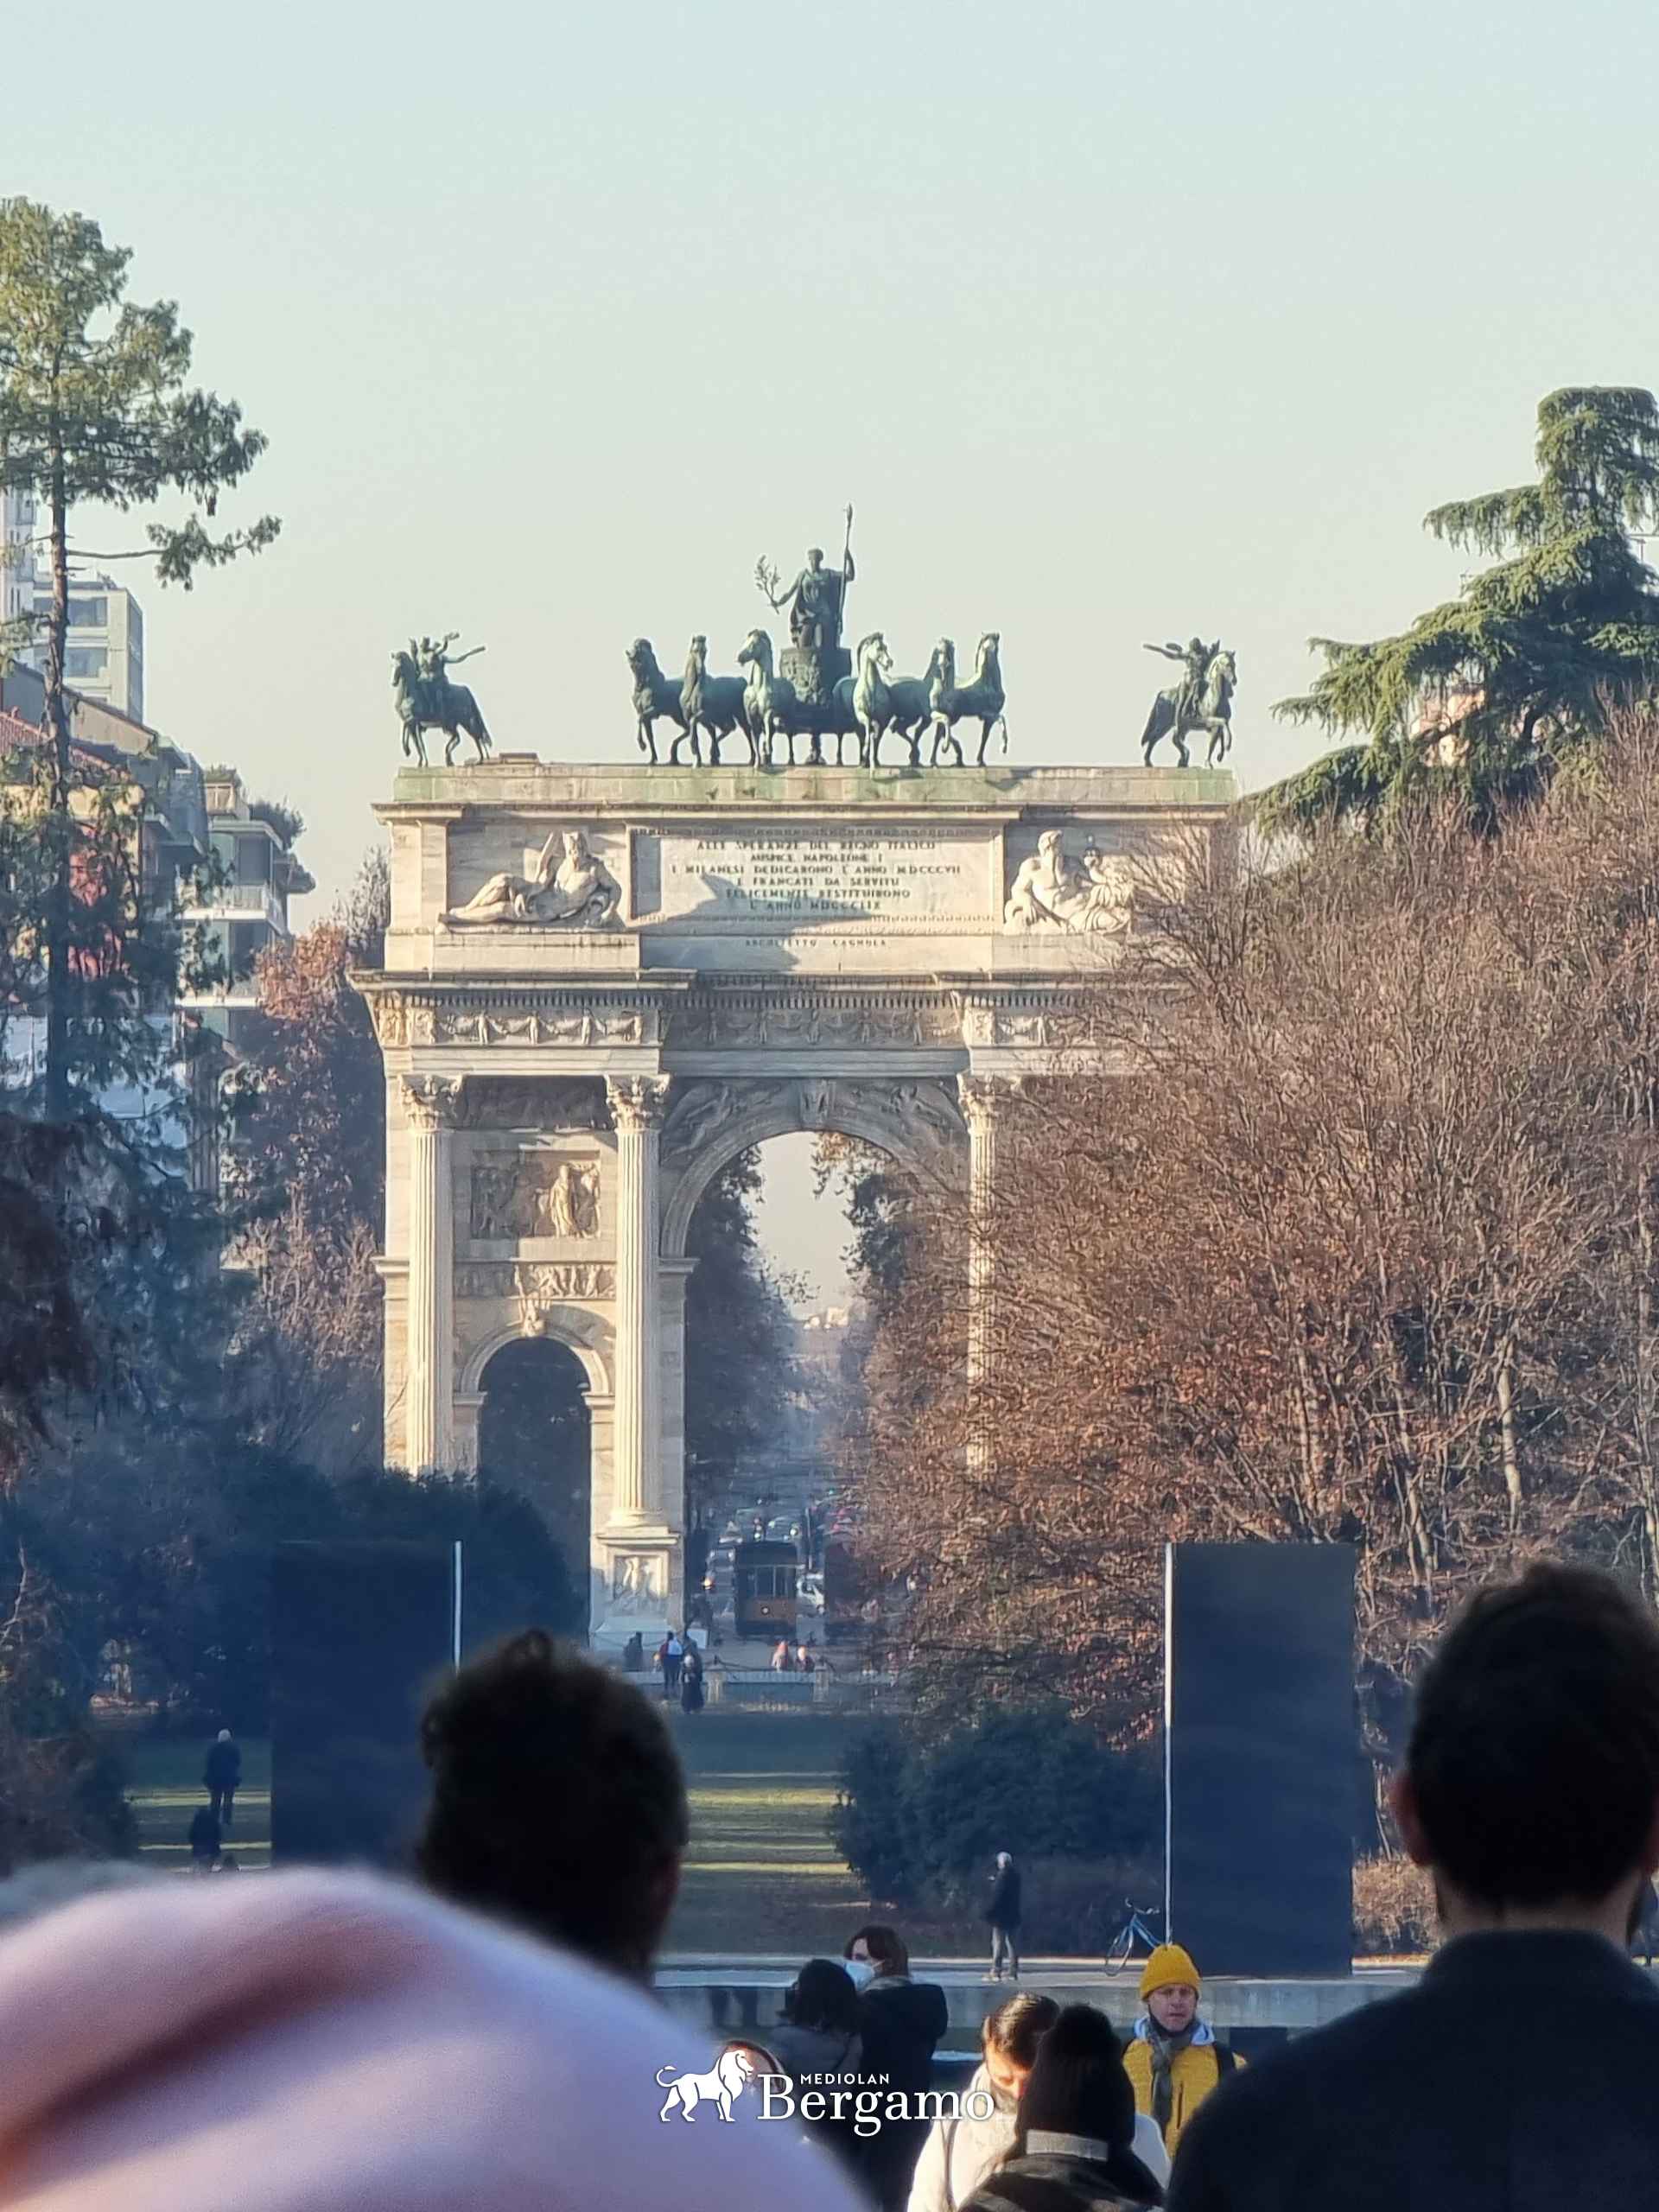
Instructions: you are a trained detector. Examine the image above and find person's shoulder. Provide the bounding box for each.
[1179,1986,1433,2142]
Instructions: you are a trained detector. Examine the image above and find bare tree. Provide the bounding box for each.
[852,737,1659,1796]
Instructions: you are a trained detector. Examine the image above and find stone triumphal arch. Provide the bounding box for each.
[359,760,1234,1643]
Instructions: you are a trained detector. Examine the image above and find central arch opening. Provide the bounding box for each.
[478,1336,591,1607]
[683,1129,913,1647]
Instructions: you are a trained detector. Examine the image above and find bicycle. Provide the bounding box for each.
[1103,1897,1164,1976]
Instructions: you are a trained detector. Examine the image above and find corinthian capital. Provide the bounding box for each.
[957,1073,1022,1135]
[400,1074,467,1131]
[606,1075,672,1134]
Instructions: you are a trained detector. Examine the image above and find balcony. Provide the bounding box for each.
[177,881,285,931]
[176,979,261,1011]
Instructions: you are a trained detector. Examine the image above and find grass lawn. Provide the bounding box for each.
[122,1712,866,1946]
[121,1709,987,1954]
[661,1707,868,1955]
[124,1736,272,1871]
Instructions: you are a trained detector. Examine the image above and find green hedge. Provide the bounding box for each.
[830,1704,1161,1930]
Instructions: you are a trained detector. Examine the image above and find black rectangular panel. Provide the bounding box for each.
[1166,1541,1354,1977]
[270,1540,454,1867]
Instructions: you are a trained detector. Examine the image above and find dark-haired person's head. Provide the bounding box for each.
[844,1923,908,1978]
[785,1958,862,2035]
[1015,2005,1158,2199]
[417,1629,689,1980]
[982,1989,1058,2107]
[1392,1563,1659,1940]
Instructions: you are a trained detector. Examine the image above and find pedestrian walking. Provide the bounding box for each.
[798,1643,817,1674]
[1170,1563,1659,2209]
[772,1637,796,1673]
[1122,1943,1239,2159]
[960,2003,1163,2212]
[204,1727,241,1829]
[680,1643,705,1715]
[985,1851,1022,1982]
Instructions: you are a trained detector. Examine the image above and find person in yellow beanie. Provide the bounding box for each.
[1122,1942,1242,2156]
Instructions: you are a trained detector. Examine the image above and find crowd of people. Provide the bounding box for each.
[617,1623,830,1709]
[4,1561,1659,2207]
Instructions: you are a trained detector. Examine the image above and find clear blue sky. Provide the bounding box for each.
[31,0,1659,1294]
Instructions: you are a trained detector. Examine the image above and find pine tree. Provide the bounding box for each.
[1267,388,1659,833]
[0,198,277,1116]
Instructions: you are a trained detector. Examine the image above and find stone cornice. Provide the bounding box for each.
[377,762,1238,822]
[357,973,1131,1057]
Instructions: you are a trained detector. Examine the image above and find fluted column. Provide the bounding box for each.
[957,1075,1012,1395]
[402,1076,466,1473]
[607,1076,671,1527]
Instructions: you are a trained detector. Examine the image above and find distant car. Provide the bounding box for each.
[798,1572,825,1617]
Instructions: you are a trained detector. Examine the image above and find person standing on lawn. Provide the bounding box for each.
[204,1728,241,1829]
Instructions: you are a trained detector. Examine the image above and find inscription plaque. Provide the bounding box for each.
[639,828,990,927]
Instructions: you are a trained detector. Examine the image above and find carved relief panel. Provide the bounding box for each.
[469,1156,600,1241]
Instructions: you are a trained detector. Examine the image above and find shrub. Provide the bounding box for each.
[831,1705,1160,1907]
[1353,1853,1434,1955]
[831,1719,923,1900]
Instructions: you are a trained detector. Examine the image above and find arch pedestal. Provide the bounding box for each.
[359,762,1235,1642]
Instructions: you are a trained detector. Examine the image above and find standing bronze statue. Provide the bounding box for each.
[756,505,856,720]
[1141,636,1236,767]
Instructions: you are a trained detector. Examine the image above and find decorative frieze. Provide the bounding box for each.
[466,1079,606,1131]
[433,1004,650,1047]
[455,1261,616,1302]
[666,995,962,1050]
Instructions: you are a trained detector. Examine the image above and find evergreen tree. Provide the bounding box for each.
[0,740,223,1441]
[1268,387,1659,834]
[0,198,277,1114]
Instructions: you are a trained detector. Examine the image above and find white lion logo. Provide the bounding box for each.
[656,2046,758,2122]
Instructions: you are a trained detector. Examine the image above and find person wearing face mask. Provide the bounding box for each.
[1122,1946,1240,2160]
[844,1924,950,2212]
